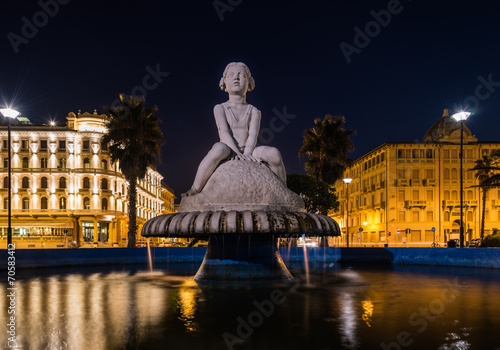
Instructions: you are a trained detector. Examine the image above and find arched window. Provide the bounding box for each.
[22,177,29,189]
[467,190,473,200]
[22,157,29,168]
[3,177,8,188]
[83,177,90,189]
[102,198,108,210]
[40,157,48,169]
[452,190,458,201]
[59,158,66,169]
[59,197,67,210]
[3,197,8,209]
[101,159,107,170]
[59,177,66,189]
[41,177,48,189]
[444,211,450,221]
[444,190,450,200]
[101,178,108,190]
[3,159,7,167]
[451,168,458,180]
[41,197,48,210]
[83,158,90,169]
[444,168,450,180]
[22,197,30,210]
[83,197,90,210]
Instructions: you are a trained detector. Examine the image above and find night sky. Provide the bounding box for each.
[2,0,500,199]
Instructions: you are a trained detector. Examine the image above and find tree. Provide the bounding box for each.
[287,174,338,215]
[299,115,355,184]
[472,150,500,238]
[102,94,164,247]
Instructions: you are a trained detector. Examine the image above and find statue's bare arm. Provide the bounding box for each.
[214,104,242,156]
[243,107,261,157]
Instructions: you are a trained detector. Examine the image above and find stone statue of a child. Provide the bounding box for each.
[182,62,286,197]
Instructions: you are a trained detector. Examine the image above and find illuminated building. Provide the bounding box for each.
[0,110,174,247]
[331,109,500,245]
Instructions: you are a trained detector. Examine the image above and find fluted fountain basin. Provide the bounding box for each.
[142,160,340,283]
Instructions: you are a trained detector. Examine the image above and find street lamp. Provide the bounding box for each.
[452,111,472,248]
[1,108,20,247]
[343,178,352,247]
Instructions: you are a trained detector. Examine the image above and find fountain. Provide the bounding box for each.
[142,62,340,282]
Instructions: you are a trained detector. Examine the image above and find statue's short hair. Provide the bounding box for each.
[219,62,255,92]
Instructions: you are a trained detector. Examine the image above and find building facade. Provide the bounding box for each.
[0,110,174,248]
[331,109,500,246]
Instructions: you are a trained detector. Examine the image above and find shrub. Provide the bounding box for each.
[481,228,500,247]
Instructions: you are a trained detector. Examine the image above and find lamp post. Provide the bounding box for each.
[343,178,352,247]
[1,108,20,247]
[452,111,471,248]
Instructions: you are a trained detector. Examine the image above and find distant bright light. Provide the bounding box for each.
[50,121,56,126]
[343,178,353,184]
[363,222,367,226]
[0,108,20,119]
[451,111,472,122]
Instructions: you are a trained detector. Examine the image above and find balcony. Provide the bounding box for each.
[410,179,421,186]
[404,200,427,209]
[442,200,479,208]
[397,179,409,186]
[422,179,436,186]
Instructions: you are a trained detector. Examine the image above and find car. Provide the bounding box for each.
[469,238,482,248]
[447,239,460,248]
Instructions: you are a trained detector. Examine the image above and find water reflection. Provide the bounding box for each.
[176,281,199,333]
[361,299,374,327]
[0,265,500,349]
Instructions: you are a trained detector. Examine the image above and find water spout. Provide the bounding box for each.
[302,234,310,286]
[147,238,153,273]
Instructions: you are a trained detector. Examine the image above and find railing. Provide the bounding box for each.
[0,209,127,216]
[404,200,427,208]
[442,200,479,207]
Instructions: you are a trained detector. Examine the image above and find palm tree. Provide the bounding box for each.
[102,94,164,247]
[472,150,500,238]
[299,115,355,184]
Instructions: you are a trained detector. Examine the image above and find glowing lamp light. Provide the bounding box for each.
[0,108,20,119]
[363,222,367,226]
[343,178,353,184]
[451,111,471,122]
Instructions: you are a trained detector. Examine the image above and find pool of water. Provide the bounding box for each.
[2,263,500,350]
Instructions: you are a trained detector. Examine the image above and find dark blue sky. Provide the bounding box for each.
[2,0,500,198]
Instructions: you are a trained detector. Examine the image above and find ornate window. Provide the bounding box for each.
[102,198,108,210]
[41,177,48,189]
[83,177,90,189]
[59,197,67,210]
[22,197,30,210]
[83,197,90,210]
[59,177,66,189]
[22,177,29,189]
[41,197,48,210]
[101,178,108,190]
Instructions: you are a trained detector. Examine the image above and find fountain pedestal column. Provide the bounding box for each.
[194,234,292,282]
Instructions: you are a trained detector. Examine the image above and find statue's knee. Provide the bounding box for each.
[267,147,282,165]
[211,142,230,158]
